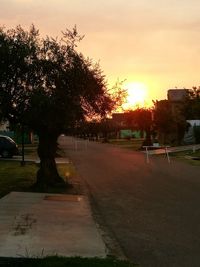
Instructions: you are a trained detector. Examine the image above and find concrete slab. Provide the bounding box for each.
[0,192,107,258]
[35,158,70,164]
[146,144,200,155]
[0,157,70,164]
[0,157,36,163]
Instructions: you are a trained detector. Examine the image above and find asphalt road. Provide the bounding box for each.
[60,136,200,267]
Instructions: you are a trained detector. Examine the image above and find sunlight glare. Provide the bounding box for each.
[122,82,149,109]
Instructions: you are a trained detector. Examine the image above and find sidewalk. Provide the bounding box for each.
[0,192,107,258]
[145,144,200,155]
[0,156,70,164]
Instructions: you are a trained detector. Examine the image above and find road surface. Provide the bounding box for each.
[59,136,200,267]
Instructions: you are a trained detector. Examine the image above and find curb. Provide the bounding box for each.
[81,179,128,261]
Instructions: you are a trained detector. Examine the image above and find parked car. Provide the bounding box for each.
[0,135,19,158]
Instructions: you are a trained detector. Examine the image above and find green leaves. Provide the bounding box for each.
[0,25,115,136]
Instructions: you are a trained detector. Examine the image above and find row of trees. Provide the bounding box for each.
[74,87,200,146]
[0,25,122,189]
[72,108,153,145]
[127,90,200,145]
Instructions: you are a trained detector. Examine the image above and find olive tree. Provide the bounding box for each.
[0,25,115,189]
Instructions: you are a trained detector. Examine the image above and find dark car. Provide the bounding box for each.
[0,135,19,158]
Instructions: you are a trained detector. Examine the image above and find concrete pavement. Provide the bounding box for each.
[0,191,107,258]
[146,144,200,155]
[0,156,70,164]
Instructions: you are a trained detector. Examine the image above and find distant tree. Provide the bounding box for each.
[0,25,116,189]
[153,87,200,145]
[153,100,174,144]
[126,108,153,145]
[184,87,200,143]
[153,99,187,145]
[71,80,126,141]
[73,120,100,140]
[185,87,200,119]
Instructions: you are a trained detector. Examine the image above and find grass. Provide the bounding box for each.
[108,139,144,151]
[57,163,76,181]
[170,149,200,166]
[0,161,37,199]
[0,142,78,198]
[0,160,79,197]
[0,256,137,267]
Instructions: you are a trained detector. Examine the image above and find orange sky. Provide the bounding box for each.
[1,0,200,107]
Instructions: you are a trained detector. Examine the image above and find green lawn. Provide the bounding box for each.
[0,161,37,198]
[0,160,79,198]
[170,149,200,166]
[108,139,143,151]
[0,142,77,198]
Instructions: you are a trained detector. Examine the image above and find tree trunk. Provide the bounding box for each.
[142,127,152,146]
[35,133,65,190]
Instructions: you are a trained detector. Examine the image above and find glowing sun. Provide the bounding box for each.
[122,82,148,109]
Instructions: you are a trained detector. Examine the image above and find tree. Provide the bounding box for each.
[185,87,200,119]
[0,25,115,189]
[184,87,200,143]
[153,99,187,145]
[126,108,153,145]
[153,100,174,144]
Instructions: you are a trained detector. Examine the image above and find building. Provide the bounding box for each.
[155,88,200,145]
[167,89,188,102]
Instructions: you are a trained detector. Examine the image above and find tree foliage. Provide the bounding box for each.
[185,87,200,119]
[125,108,152,144]
[153,99,187,145]
[0,25,117,188]
[153,100,174,134]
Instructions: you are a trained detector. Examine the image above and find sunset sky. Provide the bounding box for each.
[1,0,200,108]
